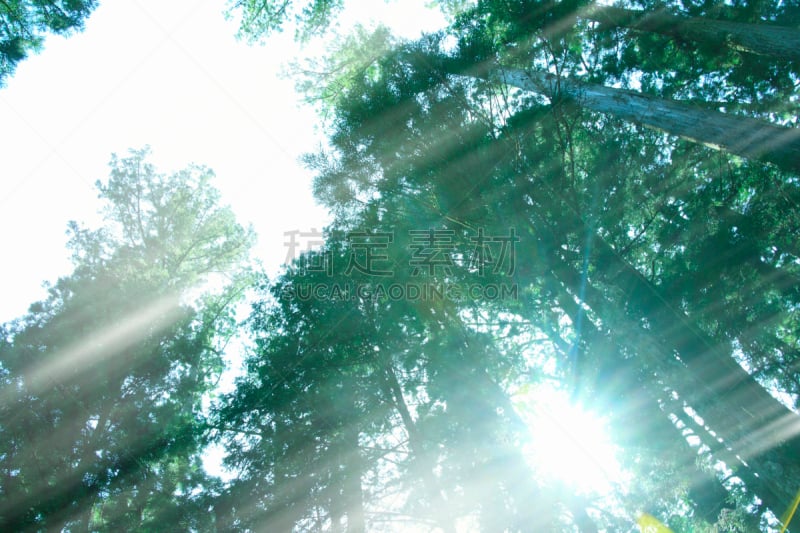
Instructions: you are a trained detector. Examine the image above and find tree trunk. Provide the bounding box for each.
[343,422,366,533]
[584,5,800,62]
[471,65,800,174]
[377,359,457,533]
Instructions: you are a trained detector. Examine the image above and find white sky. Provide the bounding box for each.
[0,0,447,323]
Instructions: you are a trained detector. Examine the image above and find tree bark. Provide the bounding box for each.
[584,5,800,62]
[488,66,800,174]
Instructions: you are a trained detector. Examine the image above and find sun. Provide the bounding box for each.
[513,384,627,494]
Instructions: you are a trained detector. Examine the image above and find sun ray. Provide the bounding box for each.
[4,291,187,407]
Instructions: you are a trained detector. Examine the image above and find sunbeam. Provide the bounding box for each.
[8,291,186,403]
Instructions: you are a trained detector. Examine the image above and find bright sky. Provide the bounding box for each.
[0,0,447,324]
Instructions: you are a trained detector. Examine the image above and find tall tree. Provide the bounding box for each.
[293,19,800,527]
[0,148,253,531]
[228,0,800,528]
[213,229,576,530]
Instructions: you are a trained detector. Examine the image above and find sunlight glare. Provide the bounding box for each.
[514,385,626,494]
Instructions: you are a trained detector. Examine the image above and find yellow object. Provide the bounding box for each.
[780,488,800,533]
[637,513,674,533]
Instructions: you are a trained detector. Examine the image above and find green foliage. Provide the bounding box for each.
[227,0,800,529]
[225,0,344,43]
[0,0,97,85]
[214,244,554,529]
[5,0,800,530]
[291,24,396,118]
[0,149,253,531]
